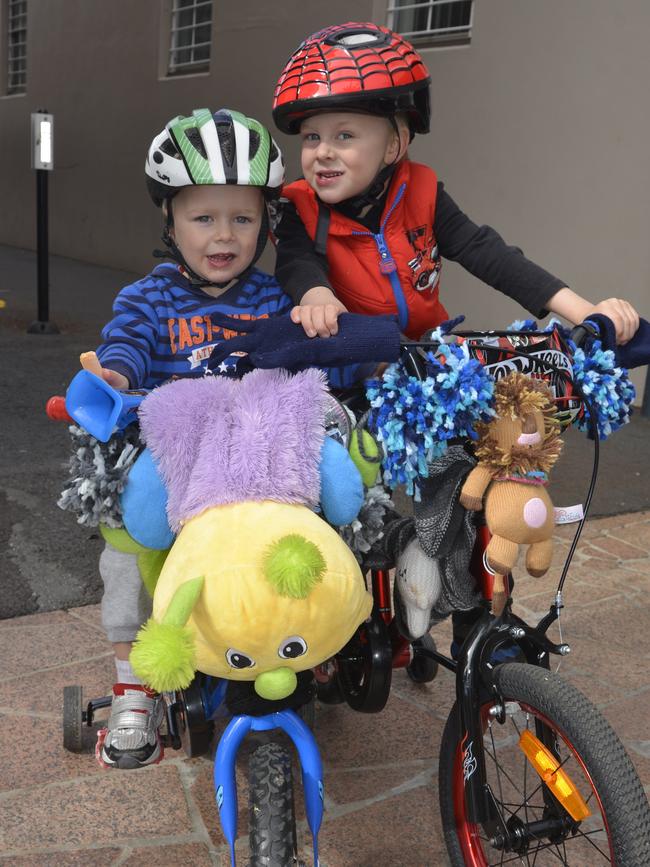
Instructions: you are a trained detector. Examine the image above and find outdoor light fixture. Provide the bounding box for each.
[31,112,53,170]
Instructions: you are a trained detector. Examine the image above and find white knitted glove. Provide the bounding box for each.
[395,538,442,640]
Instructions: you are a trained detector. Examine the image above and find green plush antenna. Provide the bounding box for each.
[130,576,204,692]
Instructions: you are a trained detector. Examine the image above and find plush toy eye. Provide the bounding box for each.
[278,636,308,659]
[225,648,255,669]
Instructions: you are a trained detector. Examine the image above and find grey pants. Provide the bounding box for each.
[99,542,152,643]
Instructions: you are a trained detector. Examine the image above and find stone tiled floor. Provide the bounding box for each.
[1,512,649,866]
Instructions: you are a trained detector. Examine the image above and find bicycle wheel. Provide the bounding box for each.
[249,742,302,867]
[439,663,650,866]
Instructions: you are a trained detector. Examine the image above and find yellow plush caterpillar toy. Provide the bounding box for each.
[460,372,563,577]
[128,368,372,701]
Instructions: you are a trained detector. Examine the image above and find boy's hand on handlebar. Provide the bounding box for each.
[588,298,639,345]
[290,286,348,338]
[79,351,129,390]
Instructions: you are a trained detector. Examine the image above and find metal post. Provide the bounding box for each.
[28,110,58,334]
[36,168,49,322]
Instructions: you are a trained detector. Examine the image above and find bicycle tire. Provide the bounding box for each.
[249,742,299,867]
[439,663,650,866]
[336,609,392,713]
[62,685,84,752]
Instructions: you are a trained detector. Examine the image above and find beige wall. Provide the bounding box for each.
[0,0,372,273]
[1,0,648,393]
[390,0,649,395]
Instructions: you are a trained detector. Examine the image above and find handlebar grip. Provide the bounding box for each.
[46,396,73,423]
[569,320,600,349]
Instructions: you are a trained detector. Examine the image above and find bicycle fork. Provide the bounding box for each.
[455,605,505,832]
[456,601,581,837]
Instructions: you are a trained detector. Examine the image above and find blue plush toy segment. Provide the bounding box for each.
[120,448,175,550]
[318,436,365,526]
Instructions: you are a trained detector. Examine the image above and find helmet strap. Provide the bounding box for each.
[333,162,397,222]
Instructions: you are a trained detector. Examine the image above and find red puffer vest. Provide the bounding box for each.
[282,160,448,339]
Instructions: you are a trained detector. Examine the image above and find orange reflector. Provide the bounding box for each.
[518,729,591,822]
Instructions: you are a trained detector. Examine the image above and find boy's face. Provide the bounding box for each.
[300,112,400,205]
[170,185,263,291]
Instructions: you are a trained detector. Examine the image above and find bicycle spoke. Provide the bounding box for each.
[532,842,541,866]
[484,742,527,800]
[570,826,612,862]
[490,722,510,816]
[523,722,530,832]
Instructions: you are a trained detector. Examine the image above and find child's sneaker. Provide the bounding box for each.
[96,684,165,769]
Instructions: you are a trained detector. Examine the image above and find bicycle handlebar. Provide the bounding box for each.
[50,312,647,441]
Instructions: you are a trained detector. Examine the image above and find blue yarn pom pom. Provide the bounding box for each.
[506,318,635,438]
[571,341,635,439]
[366,340,495,499]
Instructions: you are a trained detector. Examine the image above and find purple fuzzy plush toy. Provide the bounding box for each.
[139,368,330,532]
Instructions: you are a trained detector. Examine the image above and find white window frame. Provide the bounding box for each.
[387,0,473,46]
[4,0,27,95]
[167,0,212,77]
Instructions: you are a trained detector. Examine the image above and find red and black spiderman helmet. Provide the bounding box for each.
[272,22,431,136]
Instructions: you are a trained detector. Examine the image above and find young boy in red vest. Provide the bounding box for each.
[272,22,639,343]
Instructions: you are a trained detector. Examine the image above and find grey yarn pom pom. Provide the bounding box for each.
[57,425,143,528]
[339,485,395,564]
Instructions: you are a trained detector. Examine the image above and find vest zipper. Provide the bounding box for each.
[352,182,409,331]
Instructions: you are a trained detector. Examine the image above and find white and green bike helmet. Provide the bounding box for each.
[145,108,285,286]
[146,107,284,204]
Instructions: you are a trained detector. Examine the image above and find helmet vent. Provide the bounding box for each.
[338,33,380,46]
[160,139,181,159]
[185,127,207,159]
[216,120,236,167]
[249,129,260,160]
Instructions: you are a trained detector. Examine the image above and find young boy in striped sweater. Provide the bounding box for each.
[85,108,292,769]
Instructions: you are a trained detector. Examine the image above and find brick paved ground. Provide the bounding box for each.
[0,511,649,866]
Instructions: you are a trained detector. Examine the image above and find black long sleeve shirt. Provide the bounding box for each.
[274,180,566,319]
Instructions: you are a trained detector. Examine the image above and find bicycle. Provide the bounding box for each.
[309,315,650,866]
[52,311,650,865]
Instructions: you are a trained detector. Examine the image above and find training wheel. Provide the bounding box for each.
[63,685,84,752]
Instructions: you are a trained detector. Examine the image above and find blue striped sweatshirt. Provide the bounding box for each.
[96,263,365,389]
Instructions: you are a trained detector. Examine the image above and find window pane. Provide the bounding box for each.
[7,0,28,94]
[169,0,212,75]
[392,0,472,39]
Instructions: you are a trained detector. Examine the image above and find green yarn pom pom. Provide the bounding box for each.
[130,619,196,692]
[263,534,326,599]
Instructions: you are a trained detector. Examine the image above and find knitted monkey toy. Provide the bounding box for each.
[460,372,562,577]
